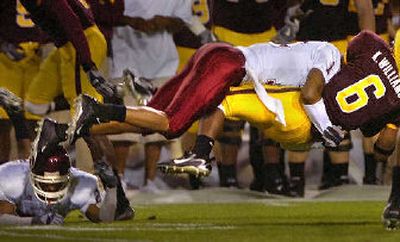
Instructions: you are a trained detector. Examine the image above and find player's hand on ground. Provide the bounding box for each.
[32,212,64,225]
[322,125,346,147]
[86,68,118,99]
[0,41,25,61]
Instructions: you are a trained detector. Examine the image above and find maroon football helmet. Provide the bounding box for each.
[30,146,71,204]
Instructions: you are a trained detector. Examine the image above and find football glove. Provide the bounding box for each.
[32,212,64,225]
[0,41,25,61]
[322,125,346,148]
[86,68,118,99]
[0,87,23,114]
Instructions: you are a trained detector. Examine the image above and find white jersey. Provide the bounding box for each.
[234,41,341,125]
[0,161,104,217]
[238,41,341,87]
[111,0,192,79]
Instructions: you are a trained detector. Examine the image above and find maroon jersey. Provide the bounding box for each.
[20,0,96,69]
[0,0,45,44]
[323,31,400,136]
[211,0,287,34]
[87,0,124,43]
[297,0,350,41]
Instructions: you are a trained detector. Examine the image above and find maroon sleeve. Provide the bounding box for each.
[48,0,94,70]
[89,0,124,26]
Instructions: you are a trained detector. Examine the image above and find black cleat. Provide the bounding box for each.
[115,206,135,221]
[363,176,379,185]
[31,118,68,161]
[319,175,349,190]
[218,164,239,188]
[264,176,289,196]
[382,198,400,230]
[66,94,101,146]
[249,178,264,192]
[123,69,156,105]
[288,177,305,198]
[158,152,213,177]
[0,87,22,114]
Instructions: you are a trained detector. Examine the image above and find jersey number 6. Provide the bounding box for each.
[335,74,386,113]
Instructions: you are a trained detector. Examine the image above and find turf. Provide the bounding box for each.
[1,201,400,242]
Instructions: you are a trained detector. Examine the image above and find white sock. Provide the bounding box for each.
[303,98,333,134]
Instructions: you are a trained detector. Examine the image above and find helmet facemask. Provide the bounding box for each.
[30,146,71,204]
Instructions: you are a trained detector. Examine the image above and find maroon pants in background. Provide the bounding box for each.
[148,42,246,139]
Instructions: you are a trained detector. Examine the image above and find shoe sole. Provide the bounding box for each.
[158,165,211,177]
[65,96,84,147]
[383,218,400,230]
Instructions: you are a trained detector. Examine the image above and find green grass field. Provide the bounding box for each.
[1,200,400,242]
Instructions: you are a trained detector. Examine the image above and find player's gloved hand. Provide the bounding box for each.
[0,87,23,114]
[198,29,217,44]
[322,125,346,148]
[86,67,119,99]
[0,41,25,61]
[94,160,118,189]
[32,212,64,225]
[272,19,299,45]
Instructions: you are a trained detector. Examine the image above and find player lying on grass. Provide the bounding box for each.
[0,117,134,225]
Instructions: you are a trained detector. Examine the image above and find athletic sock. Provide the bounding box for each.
[364,153,377,181]
[99,103,126,122]
[289,162,305,180]
[193,135,214,159]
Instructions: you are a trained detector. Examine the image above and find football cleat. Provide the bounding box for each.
[319,175,349,190]
[123,69,156,105]
[65,94,101,146]
[264,176,289,196]
[382,198,400,230]
[115,206,135,221]
[288,177,305,198]
[0,87,23,114]
[31,118,68,162]
[158,152,213,177]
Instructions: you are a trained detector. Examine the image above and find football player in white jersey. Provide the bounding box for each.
[0,118,134,225]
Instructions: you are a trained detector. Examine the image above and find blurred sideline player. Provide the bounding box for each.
[210,0,291,192]
[379,27,400,230]
[0,0,46,163]
[110,0,192,192]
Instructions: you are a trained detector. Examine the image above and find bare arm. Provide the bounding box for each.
[0,200,33,225]
[354,0,376,32]
[301,68,325,105]
[85,188,117,223]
